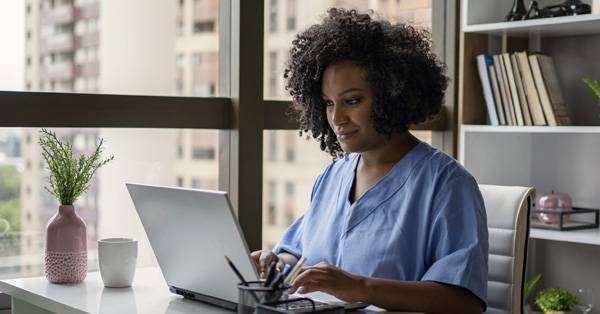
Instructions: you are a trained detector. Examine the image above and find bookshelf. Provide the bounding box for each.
[458,0,600,305]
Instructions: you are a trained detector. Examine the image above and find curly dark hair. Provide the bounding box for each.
[284,8,448,159]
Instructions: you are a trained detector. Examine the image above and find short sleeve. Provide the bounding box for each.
[421,175,489,307]
[273,214,304,258]
[272,169,328,258]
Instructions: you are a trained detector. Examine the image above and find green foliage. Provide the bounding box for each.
[0,165,20,200]
[535,287,578,311]
[0,198,21,256]
[525,273,542,301]
[583,78,600,100]
[39,129,114,205]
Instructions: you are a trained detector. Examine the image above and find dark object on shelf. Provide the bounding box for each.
[523,0,591,20]
[530,207,599,231]
[524,1,545,19]
[506,0,528,21]
[561,0,592,15]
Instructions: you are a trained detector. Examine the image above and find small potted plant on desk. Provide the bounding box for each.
[535,287,578,314]
[40,129,113,283]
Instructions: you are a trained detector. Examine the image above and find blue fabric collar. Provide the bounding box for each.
[341,142,432,237]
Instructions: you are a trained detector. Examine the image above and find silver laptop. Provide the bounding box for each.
[127,183,258,310]
[127,183,367,311]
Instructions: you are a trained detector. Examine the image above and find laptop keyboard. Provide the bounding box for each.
[275,299,330,310]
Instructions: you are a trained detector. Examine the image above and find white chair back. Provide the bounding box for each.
[479,184,535,314]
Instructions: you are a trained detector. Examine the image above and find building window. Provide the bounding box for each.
[177,177,184,187]
[191,178,200,189]
[284,132,295,162]
[192,147,215,160]
[193,21,215,33]
[286,0,296,30]
[269,0,278,33]
[268,51,278,97]
[268,132,277,161]
[267,180,276,226]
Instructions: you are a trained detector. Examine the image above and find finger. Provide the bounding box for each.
[258,252,272,274]
[291,268,328,290]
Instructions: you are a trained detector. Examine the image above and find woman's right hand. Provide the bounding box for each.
[250,250,284,278]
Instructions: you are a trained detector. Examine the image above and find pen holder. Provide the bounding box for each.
[237,281,288,314]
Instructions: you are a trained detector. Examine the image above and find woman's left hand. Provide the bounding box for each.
[289,262,366,303]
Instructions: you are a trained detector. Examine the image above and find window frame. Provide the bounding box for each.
[0,0,457,254]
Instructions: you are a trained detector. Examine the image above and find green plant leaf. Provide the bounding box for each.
[535,287,578,311]
[525,273,542,301]
[583,78,600,100]
[38,129,114,205]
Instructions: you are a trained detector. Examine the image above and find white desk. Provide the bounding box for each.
[0,267,413,314]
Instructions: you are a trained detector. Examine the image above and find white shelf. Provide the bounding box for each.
[530,228,600,246]
[461,124,600,134]
[463,14,600,37]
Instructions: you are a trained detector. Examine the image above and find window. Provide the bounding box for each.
[1,0,451,280]
[267,180,276,226]
[0,127,220,279]
[193,21,215,33]
[192,147,215,160]
[268,131,277,161]
[269,0,278,33]
[268,51,278,97]
[286,0,296,31]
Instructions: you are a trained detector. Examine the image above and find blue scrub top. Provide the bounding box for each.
[274,142,488,305]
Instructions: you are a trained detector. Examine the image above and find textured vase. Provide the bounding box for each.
[44,205,87,283]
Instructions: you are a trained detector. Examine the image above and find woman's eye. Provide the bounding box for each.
[346,97,361,105]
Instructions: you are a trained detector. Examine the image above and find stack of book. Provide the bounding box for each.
[476,52,571,126]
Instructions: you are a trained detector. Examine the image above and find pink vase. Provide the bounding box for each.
[44,205,87,283]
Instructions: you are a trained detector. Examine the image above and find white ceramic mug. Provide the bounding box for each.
[98,238,137,287]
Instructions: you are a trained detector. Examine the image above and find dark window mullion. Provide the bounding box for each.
[0,91,231,129]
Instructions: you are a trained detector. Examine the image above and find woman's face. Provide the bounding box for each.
[322,60,384,153]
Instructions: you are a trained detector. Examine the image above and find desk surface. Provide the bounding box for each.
[0,267,416,314]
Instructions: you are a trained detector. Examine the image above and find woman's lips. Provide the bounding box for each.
[336,130,358,141]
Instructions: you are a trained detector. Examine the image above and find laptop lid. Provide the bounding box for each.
[126,183,260,306]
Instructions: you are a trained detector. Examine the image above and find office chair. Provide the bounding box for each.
[479,184,535,314]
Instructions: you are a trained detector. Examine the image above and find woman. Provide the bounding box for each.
[252,8,488,314]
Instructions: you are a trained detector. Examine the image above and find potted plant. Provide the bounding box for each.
[39,129,113,283]
[535,287,578,314]
[525,273,542,314]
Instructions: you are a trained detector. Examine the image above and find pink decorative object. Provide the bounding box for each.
[45,205,87,283]
[535,191,573,224]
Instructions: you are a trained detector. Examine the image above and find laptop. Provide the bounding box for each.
[126,183,367,311]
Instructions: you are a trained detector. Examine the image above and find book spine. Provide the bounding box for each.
[503,53,524,126]
[476,55,499,126]
[516,51,546,125]
[529,54,557,126]
[510,53,532,126]
[493,55,514,125]
[488,65,506,125]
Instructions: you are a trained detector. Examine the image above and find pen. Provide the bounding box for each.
[282,263,292,277]
[225,255,249,286]
[283,257,306,286]
[264,261,278,287]
[224,255,259,302]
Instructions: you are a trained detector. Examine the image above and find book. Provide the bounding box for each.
[502,53,524,126]
[536,54,571,125]
[488,65,506,125]
[493,55,514,125]
[510,53,532,126]
[476,54,499,126]
[529,54,558,126]
[515,51,546,125]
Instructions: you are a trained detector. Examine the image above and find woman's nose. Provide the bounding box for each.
[330,103,348,126]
